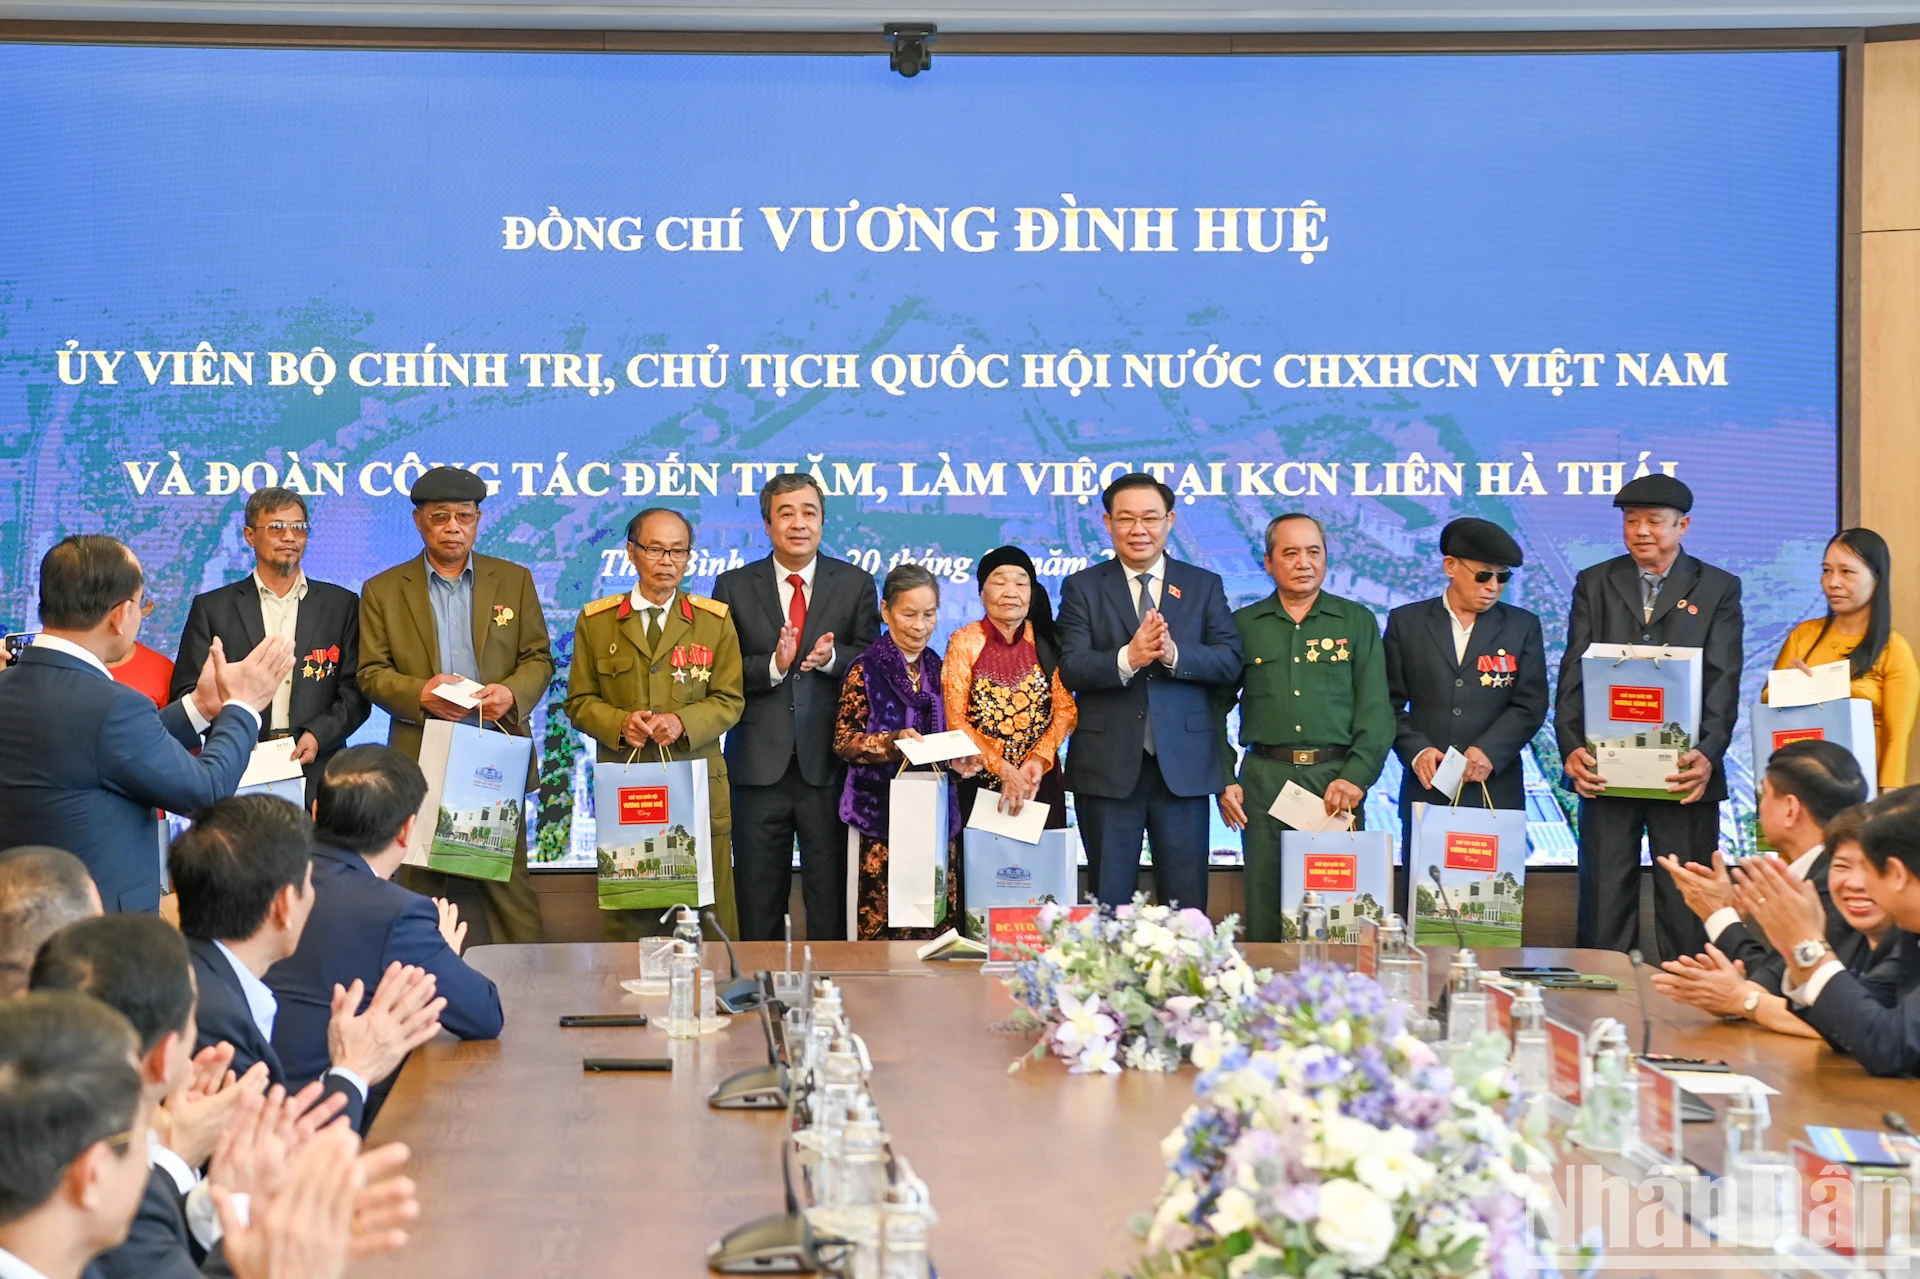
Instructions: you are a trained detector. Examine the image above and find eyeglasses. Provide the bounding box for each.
[251,521,311,536]
[630,543,692,563]
[100,1128,137,1154]
[425,510,479,528]
[1111,514,1168,531]
[1472,570,1514,585]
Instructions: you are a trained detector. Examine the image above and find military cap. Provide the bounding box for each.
[1439,518,1524,567]
[1612,473,1693,514]
[408,466,488,506]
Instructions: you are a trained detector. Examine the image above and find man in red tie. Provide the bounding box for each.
[712,474,881,940]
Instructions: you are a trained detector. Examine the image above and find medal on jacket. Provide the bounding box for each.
[1476,650,1517,687]
[690,644,712,682]
[670,646,689,683]
[1333,637,1350,662]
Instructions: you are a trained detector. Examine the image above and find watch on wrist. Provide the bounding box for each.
[1791,938,1832,969]
[1741,986,1762,1015]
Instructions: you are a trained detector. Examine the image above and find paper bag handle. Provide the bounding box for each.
[1446,779,1498,811]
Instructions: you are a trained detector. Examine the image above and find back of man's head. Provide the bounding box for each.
[37,534,141,632]
[0,847,100,1000]
[1854,785,1920,879]
[0,992,142,1226]
[169,795,314,942]
[314,745,429,856]
[1767,739,1870,828]
[31,916,193,1055]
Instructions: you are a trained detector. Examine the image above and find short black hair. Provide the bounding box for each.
[169,796,315,942]
[1852,786,1920,877]
[1264,512,1327,556]
[0,993,142,1226]
[1100,472,1174,514]
[0,847,96,999]
[758,472,825,524]
[1766,739,1870,827]
[37,535,142,631]
[626,507,694,545]
[31,916,193,1055]
[314,746,429,856]
[244,487,309,525]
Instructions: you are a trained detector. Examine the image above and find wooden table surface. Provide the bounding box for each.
[355,942,1919,1278]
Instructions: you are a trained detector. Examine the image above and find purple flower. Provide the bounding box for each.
[1272,1183,1321,1224]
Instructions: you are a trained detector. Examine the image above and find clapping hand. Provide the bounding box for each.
[773,624,801,675]
[212,1124,362,1279]
[160,1041,268,1167]
[1658,849,1734,922]
[1126,610,1168,670]
[433,897,467,955]
[799,631,836,673]
[1650,944,1752,1017]
[326,963,444,1088]
[1730,854,1826,965]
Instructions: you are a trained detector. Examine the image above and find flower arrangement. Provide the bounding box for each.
[1134,965,1557,1279]
[1002,895,1264,1074]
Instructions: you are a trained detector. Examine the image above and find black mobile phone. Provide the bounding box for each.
[2,632,35,664]
[1639,1054,1732,1072]
[1499,966,1579,980]
[559,1014,648,1028]
[583,1057,672,1072]
[1536,974,1621,990]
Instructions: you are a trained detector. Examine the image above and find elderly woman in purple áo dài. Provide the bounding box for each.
[833,564,983,941]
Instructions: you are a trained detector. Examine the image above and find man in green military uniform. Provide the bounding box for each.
[1215,513,1394,942]
[566,507,744,940]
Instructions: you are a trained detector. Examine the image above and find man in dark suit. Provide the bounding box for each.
[1059,473,1244,913]
[1556,474,1744,961]
[170,794,448,1134]
[169,487,370,796]
[1383,518,1549,904]
[1738,786,1920,1076]
[1660,739,1870,993]
[267,746,503,1121]
[0,536,292,913]
[712,473,881,940]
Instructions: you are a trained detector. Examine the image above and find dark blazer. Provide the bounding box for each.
[712,555,882,788]
[0,647,256,912]
[187,936,365,1132]
[168,575,370,780]
[1383,598,1549,812]
[266,843,503,1095]
[1554,550,1745,804]
[1056,556,1243,799]
[84,1167,230,1279]
[1794,928,1920,1077]
[1715,847,1874,994]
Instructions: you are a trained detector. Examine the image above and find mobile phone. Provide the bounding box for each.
[1639,1054,1732,1072]
[1536,974,1620,990]
[1499,966,1579,980]
[2,632,35,664]
[559,1014,648,1028]
[583,1057,672,1072]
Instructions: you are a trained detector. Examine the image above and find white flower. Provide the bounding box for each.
[1304,1109,1378,1172]
[1314,1178,1398,1268]
[1147,1180,1201,1251]
[1206,1186,1263,1237]
[1076,1037,1122,1075]
[1352,1126,1433,1202]
[1053,987,1117,1056]
[1190,1022,1229,1072]
[1226,1240,1286,1278]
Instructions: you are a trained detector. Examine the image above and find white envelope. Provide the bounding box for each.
[1766,659,1851,709]
[965,787,1050,844]
[434,676,487,710]
[1430,746,1468,800]
[238,739,304,788]
[1594,744,1681,792]
[1267,780,1349,832]
[895,729,979,766]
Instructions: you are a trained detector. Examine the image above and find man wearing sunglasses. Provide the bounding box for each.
[1382,518,1549,911]
[170,487,370,798]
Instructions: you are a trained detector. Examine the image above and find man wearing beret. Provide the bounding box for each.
[1556,474,1743,961]
[1382,518,1549,913]
[356,465,552,944]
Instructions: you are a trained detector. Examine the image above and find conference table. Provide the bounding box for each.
[357,943,1918,1278]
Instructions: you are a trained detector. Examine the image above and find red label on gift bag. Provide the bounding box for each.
[1443,831,1499,872]
[1302,854,1357,893]
[617,786,669,825]
[1608,684,1665,723]
[1774,727,1826,751]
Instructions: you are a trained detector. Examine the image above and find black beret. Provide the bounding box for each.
[408,466,488,506]
[1439,518,1523,568]
[1612,473,1693,514]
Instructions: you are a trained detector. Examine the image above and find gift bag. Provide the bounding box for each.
[1751,698,1879,801]
[963,827,1079,938]
[1580,644,1703,801]
[591,755,714,912]
[1408,793,1529,947]
[1279,822,1393,944]
[888,772,951,930]
[406,720,533,883]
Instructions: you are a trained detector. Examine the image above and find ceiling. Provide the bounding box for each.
[3,0,1919,30]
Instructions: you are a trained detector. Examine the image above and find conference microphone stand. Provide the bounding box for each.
[706,909,769,1013]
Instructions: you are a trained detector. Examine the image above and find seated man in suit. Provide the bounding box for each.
[267,745,504,1119]
[169,794,446,1133]
[0,846,101,999]
[1737,785,1920,1076]
[0,536,293,913]
[1660,738,1870,993]
[0,993,153,1279]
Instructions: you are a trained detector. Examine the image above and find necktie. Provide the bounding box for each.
[1640,572,1661,624]
[644,606,663,651]
[1135,572,1156,755]
[787,573,808,639]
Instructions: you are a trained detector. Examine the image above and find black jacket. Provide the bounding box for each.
[1555,550,1744,804]
[168,575,370,779]
[1794,928,1920,1077]
[84,1165,232,1279]
[1383,597,1549,813]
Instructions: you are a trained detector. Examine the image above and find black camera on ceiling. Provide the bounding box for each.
[885,24,936,78]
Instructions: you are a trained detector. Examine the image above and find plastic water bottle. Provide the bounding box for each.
[667,940,699,1039]
[1576,1018,1637,1153]
[840,1100,889,1209]
[880,1158,932,1279]
[1376,917,1433,1039]
[820,1038,863,1138]
[1446,948,1487,1045]
[1297,891,1329,965]
[1509,983,1552,1138]
[671,905,704,966]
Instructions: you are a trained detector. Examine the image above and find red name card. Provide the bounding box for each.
[617,786,669,825]
[1636,1061,1681,1159]
[1608,684,1665,723]
[1444,831,1498,873]
[1774,727,1826,751]
[1487,983,1515,1037]
[1547,1019,1583,1105]
[1793,1141,1858,1256]
[1302,854,1357,893]
[987,905,1095,962]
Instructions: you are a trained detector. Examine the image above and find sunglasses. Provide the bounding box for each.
[1471,570,1514,585]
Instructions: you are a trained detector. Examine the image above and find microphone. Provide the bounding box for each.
[1627,948,1654,1058]
[1427,865,1466,950]
[1886,1111,1914,1137]
[704,910,767,1013]
[709,974,790,1111]
[707,1135,820,1272]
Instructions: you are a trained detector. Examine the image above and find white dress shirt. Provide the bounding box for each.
[254,572,309,733]
[1116,555,1179,681]
[212,942,367,1102]
[1446,601,1474,665]
[770,557,835,682]
[1704,844,1825,943]
[32,634,259,736]
[628,585,673,645]
[0,1247,51,1279]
